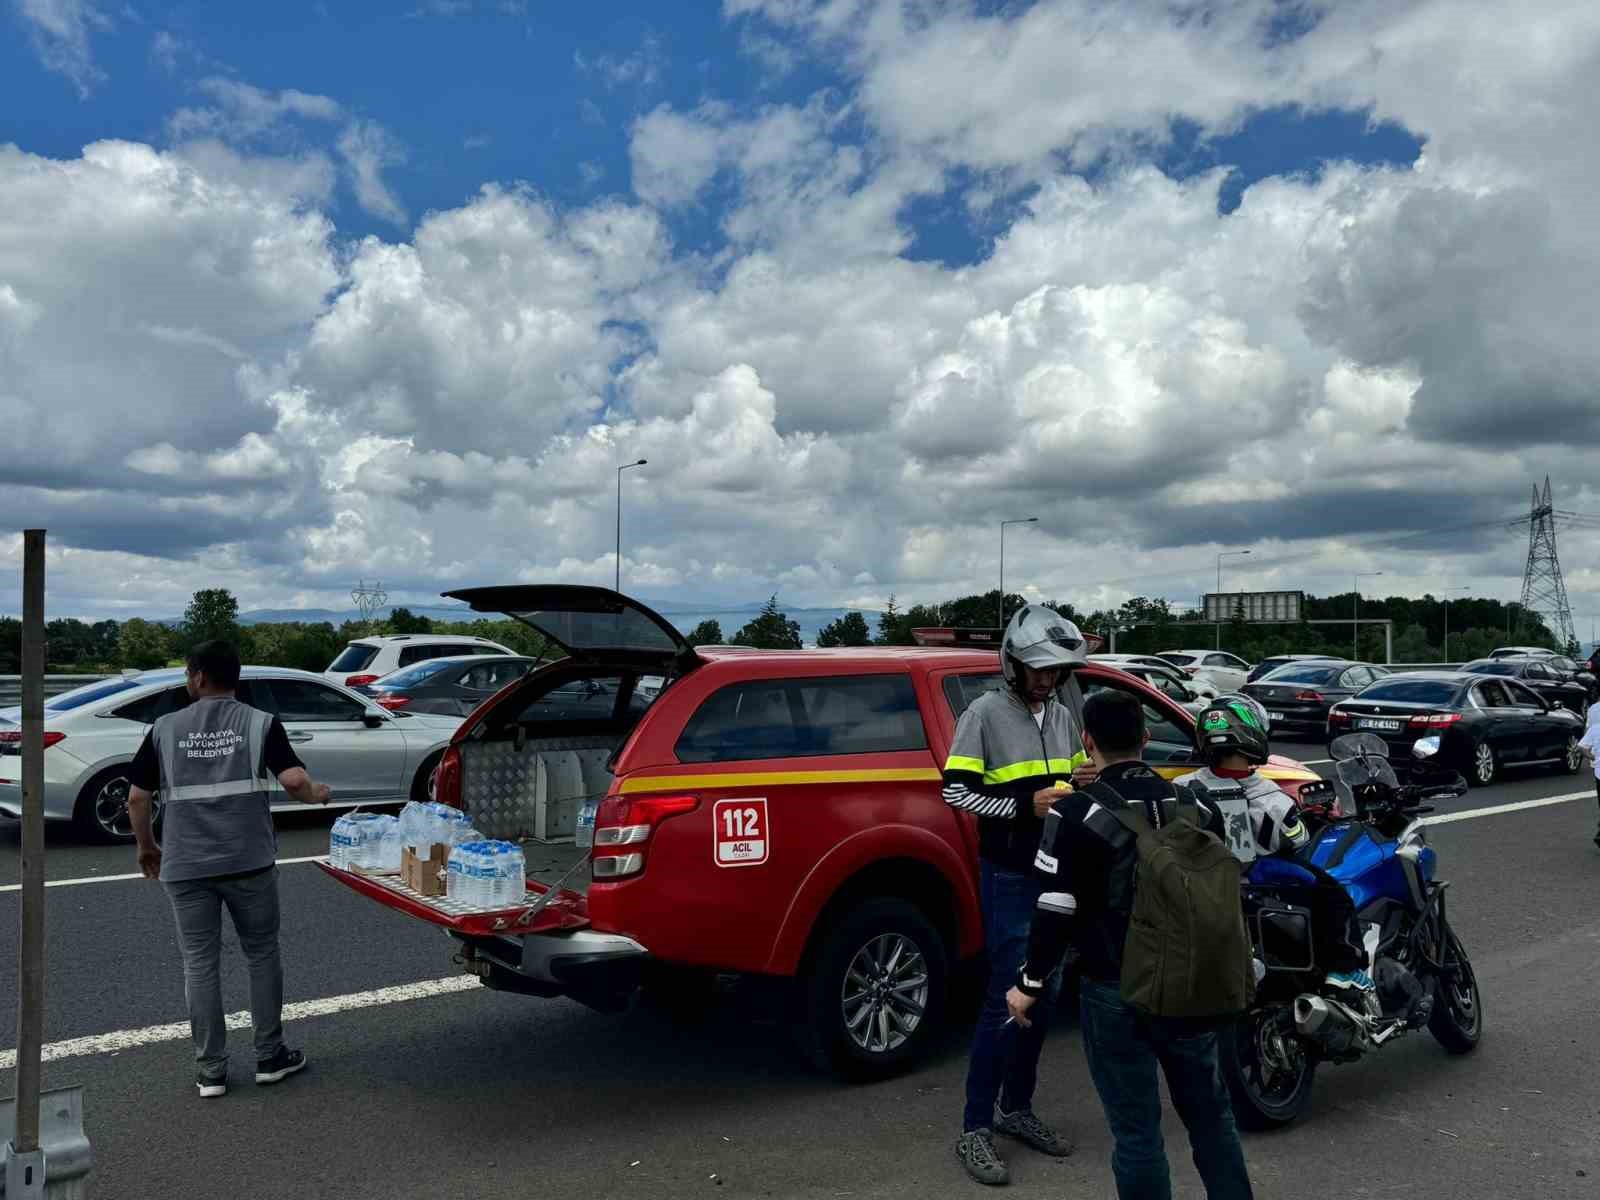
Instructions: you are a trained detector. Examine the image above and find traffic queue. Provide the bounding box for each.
[79,586,1600,1199]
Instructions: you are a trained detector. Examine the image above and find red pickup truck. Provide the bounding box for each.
[321,586,1324,1076]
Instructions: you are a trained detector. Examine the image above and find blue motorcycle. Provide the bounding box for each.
[1220,732,1483,1128]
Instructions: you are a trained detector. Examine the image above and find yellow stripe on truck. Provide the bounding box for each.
[620,761,1319,794]
[619,768,945,795]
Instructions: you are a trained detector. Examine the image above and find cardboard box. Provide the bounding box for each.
[402,844,449,897]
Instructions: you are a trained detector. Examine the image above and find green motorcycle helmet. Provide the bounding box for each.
[1197,694,1272,764]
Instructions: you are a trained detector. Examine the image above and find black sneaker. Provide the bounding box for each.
[955,1128,1009,1186]
[255,1047,307,1085]
[196,1072,227,1099]
[995,1107,1074,1157]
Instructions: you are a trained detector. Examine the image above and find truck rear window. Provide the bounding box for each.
[675,674,927,763]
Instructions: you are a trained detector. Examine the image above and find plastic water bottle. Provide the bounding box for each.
[447,842,471,904]
[575,800,597,850]
[329,815,356,869]
[502,844,526,907]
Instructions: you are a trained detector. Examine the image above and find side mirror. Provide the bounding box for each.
[363,712,386,728]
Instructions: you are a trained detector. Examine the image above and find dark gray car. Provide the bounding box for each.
[367,655,536,717]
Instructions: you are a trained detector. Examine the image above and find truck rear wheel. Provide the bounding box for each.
[794,897,948,1080]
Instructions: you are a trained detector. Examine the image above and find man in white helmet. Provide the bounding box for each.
[945,603,1095,1185]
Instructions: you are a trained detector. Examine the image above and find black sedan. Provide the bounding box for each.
[1240,660,1388,736]
[1459,657,1588,712]
[1246,654,1341,684]
[367,654,535,716]
[1328,672,1585,787]
[1543,654,1598,701]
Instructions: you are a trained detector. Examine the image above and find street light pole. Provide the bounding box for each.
[998,517,1038,628]
[1354,571,1384,659]
[615,459,647,593]
[1215,549,1251,650]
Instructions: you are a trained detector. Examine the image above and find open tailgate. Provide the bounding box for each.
[316,849,590,938]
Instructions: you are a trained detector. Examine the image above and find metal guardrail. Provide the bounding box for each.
[0,674,113,707]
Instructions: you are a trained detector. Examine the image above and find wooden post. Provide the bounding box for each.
[13,529,46,1155]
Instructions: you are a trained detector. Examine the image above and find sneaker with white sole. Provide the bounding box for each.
[254,1047,307,1085]
[196,1072,227,1099]
[955,1128,1009,1186]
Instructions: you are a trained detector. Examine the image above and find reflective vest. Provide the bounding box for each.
[152,696,277,883]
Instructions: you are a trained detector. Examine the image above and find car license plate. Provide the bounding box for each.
[1358,718,1402,732]
[1266,709,1288,719]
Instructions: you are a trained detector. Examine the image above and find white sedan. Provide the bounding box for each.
[1156,649,1253,694]
[0,667,461,842]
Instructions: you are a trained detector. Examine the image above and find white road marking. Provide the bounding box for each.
[0,854,325,894]
[0,975,479,1071]
[1423,790,1594,826]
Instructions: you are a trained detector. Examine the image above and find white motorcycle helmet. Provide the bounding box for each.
[1000,604,1088,687]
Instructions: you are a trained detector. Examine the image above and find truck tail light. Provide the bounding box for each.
[0,731,65,749]
[374,694,410,710]
[591,793,699,878]
[433,746,463,809]
[345,674,381,688]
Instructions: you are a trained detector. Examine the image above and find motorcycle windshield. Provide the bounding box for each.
[1334,754,1399,791]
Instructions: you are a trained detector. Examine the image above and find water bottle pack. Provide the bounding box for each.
[447,840,527,910]
[329,812,400,871]
[399,799,476,855]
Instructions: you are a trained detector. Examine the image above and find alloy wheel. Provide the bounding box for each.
[93,775,151,840]
[840,932,929,1055]
[1473,743,1495,785]
[1566,737,1583,773]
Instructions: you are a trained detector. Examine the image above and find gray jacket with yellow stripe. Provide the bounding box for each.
[942,687,1087,874]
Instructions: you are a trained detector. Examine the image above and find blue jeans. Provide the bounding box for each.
[1079,979,1253,1200]
[962,862,1058,1131]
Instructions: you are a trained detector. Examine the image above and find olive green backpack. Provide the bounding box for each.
[1105,791,1253,1019]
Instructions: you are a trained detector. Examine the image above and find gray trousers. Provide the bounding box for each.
[164,866,284,1077]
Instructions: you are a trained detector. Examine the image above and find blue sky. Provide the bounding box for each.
[3,1,1595,633]
[5,1,1421,262]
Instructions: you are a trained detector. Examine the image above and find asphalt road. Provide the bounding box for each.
[3,738,1599,1199]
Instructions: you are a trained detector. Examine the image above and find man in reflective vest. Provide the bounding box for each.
[127,640,331,1098]
[943,604,1094,1186]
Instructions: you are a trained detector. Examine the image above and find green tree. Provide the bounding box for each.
[685,619,724,646]
[118,618,174,670]
[0,617,20,673]
[1392,623,1434,663]
[876,595,901,645]
[732,596,803,649]
[816,611,872,647]
[387,607,434,635]
[44,618,98,669]
[183,588,241,649]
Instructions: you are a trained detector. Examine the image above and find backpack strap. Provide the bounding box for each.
[1078,779,1141,850]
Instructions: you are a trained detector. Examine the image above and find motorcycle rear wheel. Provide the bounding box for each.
[1220,1004,1318,1130]
[1428,923,1483,1054]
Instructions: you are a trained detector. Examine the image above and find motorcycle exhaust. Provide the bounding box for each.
[1293,995,1369,1057]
